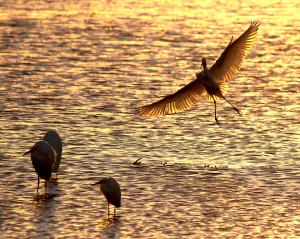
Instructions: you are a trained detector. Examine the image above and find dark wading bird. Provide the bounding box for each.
[92,177,121,218]
[43,130,63,179]
[23,141,56,193]
[138,21,260,125]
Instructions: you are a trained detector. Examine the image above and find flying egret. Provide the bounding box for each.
[92,177,121,218]
[138,21,260,125]
[43,130,63,179]
[23,141,56,193]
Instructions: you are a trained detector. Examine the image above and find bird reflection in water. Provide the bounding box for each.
[101,217,121,239]
[32,191,57,239]
[34,192,57,202]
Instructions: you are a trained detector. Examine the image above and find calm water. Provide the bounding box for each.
[0,0,299,238]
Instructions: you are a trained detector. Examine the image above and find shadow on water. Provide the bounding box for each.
[101,217,122,239]
[30,181,61,237]
[0,0,299,237]
[0,204,3,227]
[32,193,58,238]
[33,180,61,205]
[34,192,57,202]
[33,179,61,200]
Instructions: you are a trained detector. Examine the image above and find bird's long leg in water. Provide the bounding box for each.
[222,95,241,115]
[107,203,110,219]
[45,180,48,193]
[213,98,221,126]
[37,176,40,194]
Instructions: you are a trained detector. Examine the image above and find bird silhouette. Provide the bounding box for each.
[23,141,56,193]
[43,130,63,179]
[138,21,260,125]
[92,177,121,218]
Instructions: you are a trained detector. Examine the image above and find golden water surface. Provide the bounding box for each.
[0,0,299,238]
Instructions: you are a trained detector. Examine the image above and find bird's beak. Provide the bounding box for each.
[23,145,38,156]
[23,147,35,156]
[91,181,101,186]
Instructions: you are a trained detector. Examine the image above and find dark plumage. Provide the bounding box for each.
[23,141,56,193]
[93,177,121,218]
[43,130,63,176]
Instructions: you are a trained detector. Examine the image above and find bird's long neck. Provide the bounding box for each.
[201,60,215,85]
[202,64,210,80]
[201,58,209,74]
[202,62,208,72]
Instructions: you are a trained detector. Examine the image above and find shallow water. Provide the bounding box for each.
[0,0,299,238]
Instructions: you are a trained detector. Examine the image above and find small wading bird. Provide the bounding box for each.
[43,130,63,179]
[23,141,56,193]
[138,21,260,125]
[92,177,121,218]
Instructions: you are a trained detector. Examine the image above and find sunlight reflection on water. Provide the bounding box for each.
[0,0,299,238]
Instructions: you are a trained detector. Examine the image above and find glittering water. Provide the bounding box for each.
[0,0,299,238]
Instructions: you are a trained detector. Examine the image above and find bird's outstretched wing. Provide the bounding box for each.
[138,77,205,118]
[209,21,260,83]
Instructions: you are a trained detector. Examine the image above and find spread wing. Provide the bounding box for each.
[138,76,205,118]
[209,21,260,83]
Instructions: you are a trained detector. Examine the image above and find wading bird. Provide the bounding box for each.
[43,130,63,179]
[138,21,260,125]
[92,177,121,218]
[23,141,56,193]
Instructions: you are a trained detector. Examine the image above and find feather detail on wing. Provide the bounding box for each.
[138,77,205,118]
[209,21,260,83]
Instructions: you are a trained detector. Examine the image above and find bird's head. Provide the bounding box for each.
[201,57,207,69]
[91,177,107,186]
[23,146,37,156]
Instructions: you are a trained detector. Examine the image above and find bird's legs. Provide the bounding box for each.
[51,173,58,182]
[36,176,40,194]
[222,96,241,115]
[213,98,221,126]
[113,207,117,218]
[45,180,48,194]
[107,202,110,219]
[50,173,58,183]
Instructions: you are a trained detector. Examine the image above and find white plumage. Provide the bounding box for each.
[138,21,260,125]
